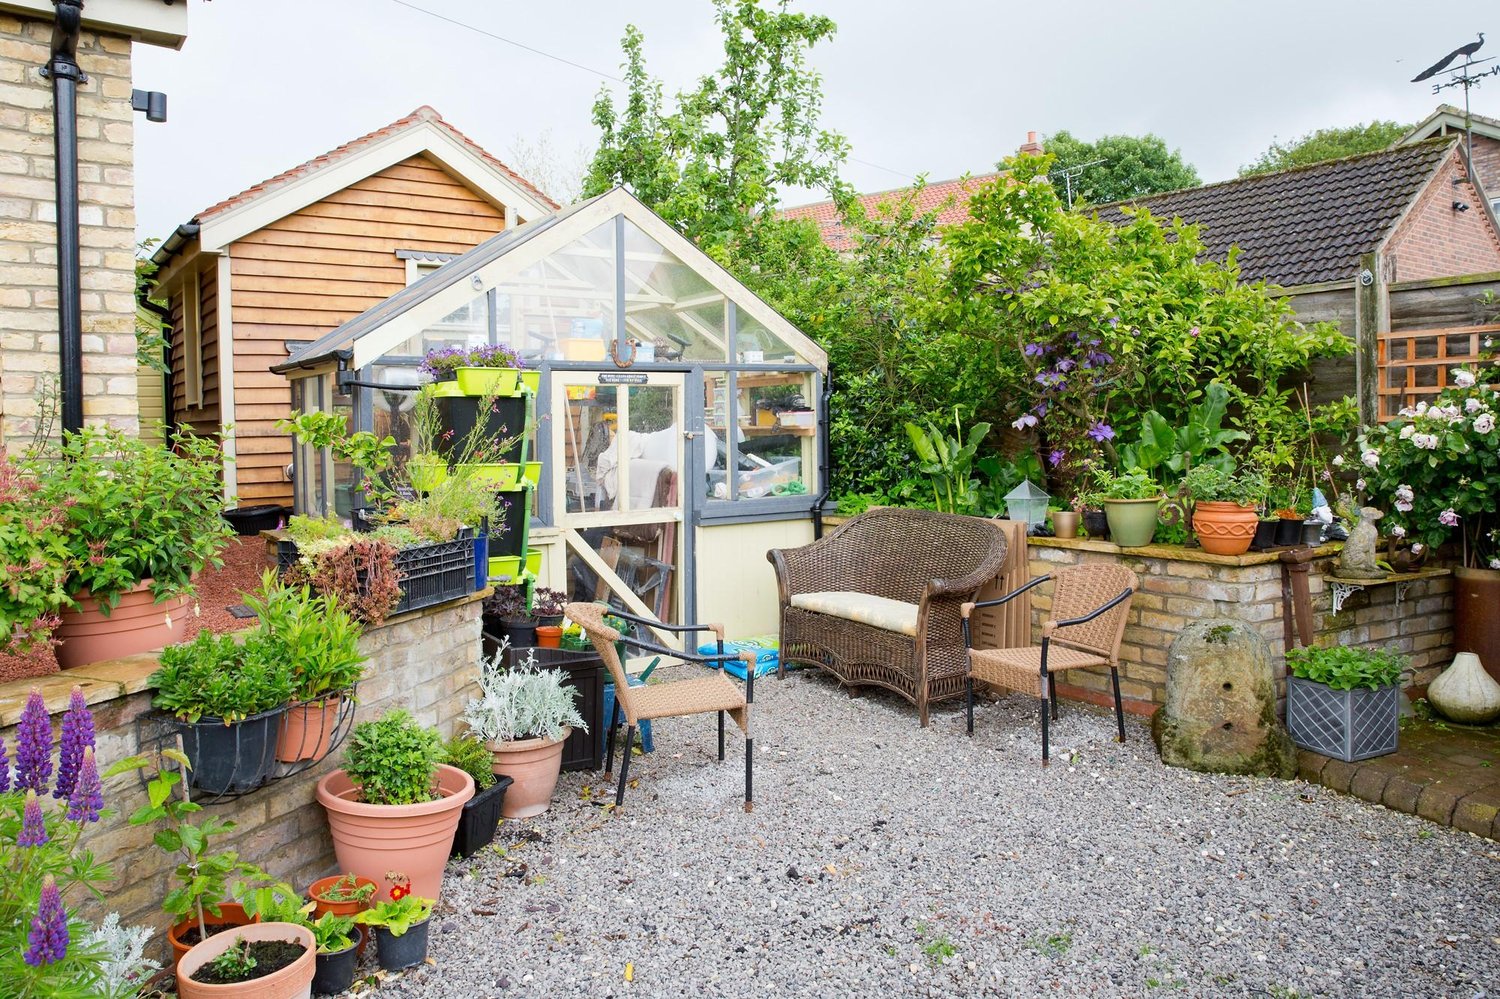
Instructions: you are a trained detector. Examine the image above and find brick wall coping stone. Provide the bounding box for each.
[0,589,490,727]
[1029,535,1343,567]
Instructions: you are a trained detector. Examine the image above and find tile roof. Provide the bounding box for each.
[194,106,558,223]
[1091,138,1457,288]
[780,173,1000,250]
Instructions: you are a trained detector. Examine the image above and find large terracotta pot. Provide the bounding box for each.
[53,579,190,668]
[1454,567,1500,685]
[488,728,570,819]
[176,921,315,999]
[316,764,474,903]
[1191,501,1259,556]
[1103,498,1161,548]
[168,903,255,972]
[275,696,341,763]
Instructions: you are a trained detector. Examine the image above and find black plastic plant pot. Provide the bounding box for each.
[1252,520,1278,551]
[312,940,359,995]
[374,919,431,972]
[1081,509,1109,540]
[500,619,538,649]
[436,395,529,463]
[1274,518,1303,547]
[221,504,289,537]
[452,775,513,858]
[487,485,532,559]
[178,707,284,796]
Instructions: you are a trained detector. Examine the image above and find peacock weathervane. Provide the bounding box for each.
[1410,31,1496,185]
[1411,33,1484,82]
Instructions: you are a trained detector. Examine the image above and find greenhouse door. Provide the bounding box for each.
[551,370,694,640]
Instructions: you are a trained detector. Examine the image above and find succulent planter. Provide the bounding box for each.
[316,764,475,902]
[1102,497,1161,548]
[54,579,191,669]
[1285,676,1399,762]
[1191,501,1258,556]
[488,729,570,818]
[373,918,431,972]
[176,922,315,999]
[311,937,360,995]
[454,366,521,397]
[178,708,285,796]
[451,775,513,858]
[277,534,474,616]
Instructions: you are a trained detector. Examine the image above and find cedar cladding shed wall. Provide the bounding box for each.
[225,153,509,504]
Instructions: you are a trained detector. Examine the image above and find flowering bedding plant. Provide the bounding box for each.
[418,344,522,378]
[1359,365,1500,569]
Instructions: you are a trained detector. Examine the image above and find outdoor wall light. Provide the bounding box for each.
[130,89,166,123]
[1453,200,1471,212]
[471,274,484,290]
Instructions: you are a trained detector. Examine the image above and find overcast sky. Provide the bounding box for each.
[133,0,1497,241]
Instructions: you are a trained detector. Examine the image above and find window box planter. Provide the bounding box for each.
[177,706,285,796]
[451,774,513,858]
[454,462,542,490]
[1285,676,1399,762]
[453,366,522,397]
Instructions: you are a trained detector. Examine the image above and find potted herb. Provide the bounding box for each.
[443,734,513,858]
[1184,464,1268,556]
[234,571,367,764]
[1285,645,1407,762]
[1095,467,1162,548]
[29,426,233,667]
[149,630,293,795]
[421,343,524,397]
[175,924,316,999]
[307,872,377,919]
[462,658,586,819]
[353,878,434,972]
[315,710,474,902]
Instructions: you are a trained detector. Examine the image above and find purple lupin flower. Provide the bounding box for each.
[66,748,103,824]
[15,690,52,795]
[0,735,9,794]
[53,686,94,801]
[23,878,68,968]
[18,790,48,847]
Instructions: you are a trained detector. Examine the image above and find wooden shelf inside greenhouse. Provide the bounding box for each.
[709,423,816,437]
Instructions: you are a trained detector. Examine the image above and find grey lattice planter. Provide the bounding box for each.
[1285,676,1400,762]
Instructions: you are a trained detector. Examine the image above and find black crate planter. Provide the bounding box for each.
[1285,677,1400,762]
[451,775,512,858]
[277,532,475,615]
[436,396,530,463]
[501,647,605,773]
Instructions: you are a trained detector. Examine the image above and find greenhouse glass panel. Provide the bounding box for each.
[704,370,814,502]
[496,220,616,363]
[621,220,727,362]
[391,287,491,358]
[735,311,799,366]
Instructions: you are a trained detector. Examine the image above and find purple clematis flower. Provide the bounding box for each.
[1055,358,1076,373]
[1087,422,1116,442]
[1012,413,1039,431]
[15,690,52,795]
[1023,342,1045,358]
[1085,350,1113,368]
[24,878,68,968]
[53,686,93,802]
[1047,449,1065,467]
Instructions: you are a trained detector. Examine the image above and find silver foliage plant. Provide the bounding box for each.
[81,913,160,999]
[463,645,586,744]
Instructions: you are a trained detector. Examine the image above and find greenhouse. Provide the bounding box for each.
[271,187,829,636]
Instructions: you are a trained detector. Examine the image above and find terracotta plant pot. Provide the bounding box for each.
[168,903,255,972]
[308,874,377,960]
[488,729,570,819]
[536,625,563,648]
[1454,567,1500,686]
[1191,501,1259,556]
[1102,498,1161,548]
[1048,510,1080,539]
[316,764,475,903]
[276,696,342,763]
[53,579,191,668]
[176,921,315,999]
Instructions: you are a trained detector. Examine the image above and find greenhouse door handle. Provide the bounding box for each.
[682,432,699,440]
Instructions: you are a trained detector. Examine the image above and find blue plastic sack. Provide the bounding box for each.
[696,639,779,679]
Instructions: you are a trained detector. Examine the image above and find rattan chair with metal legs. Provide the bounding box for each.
[567,602,758,812]
[961,565,1136,765]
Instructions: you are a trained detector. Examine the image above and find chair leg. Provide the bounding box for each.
[1039,692,1050,767]
[604,701,620,778]
[1110,666,1126,743]
[614,725,636,808]
[965,678,974,736]
[744,728,754,813]
[718,710,726,761]
[1050,677,1059,721]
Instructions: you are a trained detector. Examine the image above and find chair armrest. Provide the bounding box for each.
[1040,587,1134,638]
[960,575,1052,620]
[607,607,724,642]
[767,539,844,601]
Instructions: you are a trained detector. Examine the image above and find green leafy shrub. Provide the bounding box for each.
[353,893,432,937]
[1286,646,1407,691]
[904,408,991,514]
[1183,464,1269,507]
[242,571,365,703]
[1095,467,1160,500]
[0,447,71,654]
[341,710,445,806]
[149,632,293,723]
[441,734,496,791]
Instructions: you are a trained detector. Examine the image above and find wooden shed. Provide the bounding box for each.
[149,106,556,504]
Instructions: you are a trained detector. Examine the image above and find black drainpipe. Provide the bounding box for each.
[811,369,833,539]
[42,0,87,434]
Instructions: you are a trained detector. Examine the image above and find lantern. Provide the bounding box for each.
[1004,478,1051,533]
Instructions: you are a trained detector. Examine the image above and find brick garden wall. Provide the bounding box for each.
[0,592,484,953]
[0,10,139,444]
[1025,539,1454,711]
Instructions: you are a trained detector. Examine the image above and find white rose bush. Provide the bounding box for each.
[1359,366,1500,569]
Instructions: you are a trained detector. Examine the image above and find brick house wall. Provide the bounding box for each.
[1468,134,1500,207]
[1385,149,1500,282]
[0,10,139,444]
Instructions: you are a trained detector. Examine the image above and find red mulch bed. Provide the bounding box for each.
[0,537,274,684]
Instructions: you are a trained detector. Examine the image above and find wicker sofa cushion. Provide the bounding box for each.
[789,590,921,637]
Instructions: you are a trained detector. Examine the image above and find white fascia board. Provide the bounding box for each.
[0,0,187,48]
[608,190,829,371]
[198,122,552,252]
[217,253,238,500]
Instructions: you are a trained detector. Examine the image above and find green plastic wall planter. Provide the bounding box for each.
[455,367,521,397]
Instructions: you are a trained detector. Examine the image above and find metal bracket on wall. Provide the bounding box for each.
[1330,580,1362,616]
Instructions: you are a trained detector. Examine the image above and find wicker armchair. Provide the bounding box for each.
[567,602,758,812]
[767,508,1009,726]
[961,564,1137,764]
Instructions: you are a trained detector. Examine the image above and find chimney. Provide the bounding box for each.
[1018,130,1044,156]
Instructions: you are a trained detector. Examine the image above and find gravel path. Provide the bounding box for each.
[363,669,1500,999]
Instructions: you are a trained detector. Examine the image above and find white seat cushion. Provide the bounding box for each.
[789,590,920,637]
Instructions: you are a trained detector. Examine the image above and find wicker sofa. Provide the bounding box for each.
[767,508,1009,726]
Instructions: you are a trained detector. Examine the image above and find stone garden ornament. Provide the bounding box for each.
[1426,652,1500,724]
[1336,506,1386,579]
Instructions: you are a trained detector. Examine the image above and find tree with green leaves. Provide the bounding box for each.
[1043,129,1200,207]
[1238,120,1410,176]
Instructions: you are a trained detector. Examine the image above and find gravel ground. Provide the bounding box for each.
[356,669,1499,999]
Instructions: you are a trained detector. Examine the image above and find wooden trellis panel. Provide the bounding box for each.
[1376,323,1500,421]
